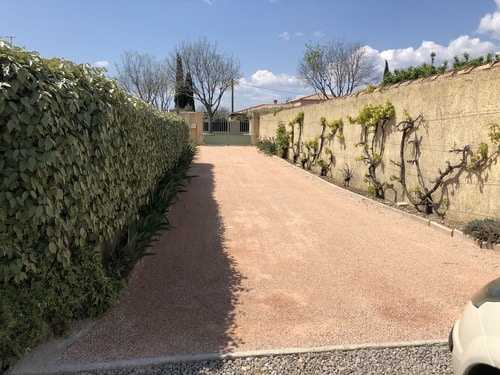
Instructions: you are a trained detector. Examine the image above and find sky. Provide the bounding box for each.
[2,0,500,110]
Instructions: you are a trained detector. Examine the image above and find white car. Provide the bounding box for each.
[450,277,500,375]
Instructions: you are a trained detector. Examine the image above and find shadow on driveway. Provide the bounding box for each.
[59,162,245,366]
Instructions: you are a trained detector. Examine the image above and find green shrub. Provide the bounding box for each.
[275,123,289,159]
[256,138,277,156]
[463,219,500,246]
[382,53,500,86]
[0,45,190,370]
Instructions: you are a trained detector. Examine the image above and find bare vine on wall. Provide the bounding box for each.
[301,138,319,169]
[288,112,305,164]
[391,114,500,216]
[274,103,499,219]
[288,115,345,175]
[349,102,395,199]
[308,117,345,175]
[316,148,335,176]
[313,119,328,164]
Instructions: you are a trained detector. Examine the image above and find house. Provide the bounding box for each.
[236,93,328,116]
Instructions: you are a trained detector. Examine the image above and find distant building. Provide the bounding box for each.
[236,93,328,115]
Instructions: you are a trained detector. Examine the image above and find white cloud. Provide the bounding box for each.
[365,35,497,73]
[478,0,500,39]
[243,69,306,88]
[278,31,306,41]
[202,0,213,5]
[364,2,500,73]
[93,60,109,68]
[313,30,325,38]
[278,31,291,41]
[232,69,311,109]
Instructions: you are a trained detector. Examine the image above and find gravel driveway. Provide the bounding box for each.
[75,344,452,375]
[13,146,499,374]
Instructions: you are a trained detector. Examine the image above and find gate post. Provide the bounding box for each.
[249,113,260,145]
[178,111,204,145]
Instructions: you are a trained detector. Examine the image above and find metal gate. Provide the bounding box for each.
[203,118,251,145]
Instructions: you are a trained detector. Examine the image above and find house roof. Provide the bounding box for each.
[237,93,328,114]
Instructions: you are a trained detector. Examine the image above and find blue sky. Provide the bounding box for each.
[3,0,500,109]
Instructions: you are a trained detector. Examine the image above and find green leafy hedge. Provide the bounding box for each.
[0,45,190,370]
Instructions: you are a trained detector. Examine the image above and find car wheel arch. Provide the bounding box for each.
[466,364,500,375]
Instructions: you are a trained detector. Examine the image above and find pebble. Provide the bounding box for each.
[77,344,452,375]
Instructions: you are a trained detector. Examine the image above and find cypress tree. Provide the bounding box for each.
[383,60,390,79]
[184,72,195,112]
[174,54,186,110]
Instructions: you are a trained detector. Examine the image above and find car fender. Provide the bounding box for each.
[457,302,494,372]
[478,302,500,369]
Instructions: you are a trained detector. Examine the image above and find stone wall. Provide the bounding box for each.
[258,64,500,222]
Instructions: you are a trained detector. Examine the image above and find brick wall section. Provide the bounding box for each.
[258,64,500,222]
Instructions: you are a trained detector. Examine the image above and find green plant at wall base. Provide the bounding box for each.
[275,122,289,159]
[316,159,329,176]
[342,164,354,187]
[349,101,395,199]
[0,45,191,370]
[463,219,500,246]
[103,146,195,279]
[256,138,277,156]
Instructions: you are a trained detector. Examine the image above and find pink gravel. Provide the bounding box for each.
[60,146,500,364]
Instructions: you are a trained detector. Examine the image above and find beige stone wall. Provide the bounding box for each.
[178,111,204,144]
[259,65,500,222]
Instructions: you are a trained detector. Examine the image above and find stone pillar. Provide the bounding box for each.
[178,111,204,144]
[249,113,260,145]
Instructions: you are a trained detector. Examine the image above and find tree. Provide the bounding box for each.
[115,51,172,111]
[298,40,376,99]
[430,52,436,66]
[383,60,390,80]
[184,72,195,111]
[174,53,187,110]
[213,106,231,120]
[170,39,240,131]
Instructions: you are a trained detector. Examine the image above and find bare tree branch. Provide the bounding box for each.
[115,51,172,111]
[298,40,376,99]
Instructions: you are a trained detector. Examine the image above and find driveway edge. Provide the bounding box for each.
[11,340,447,375]
[270,156,489,249]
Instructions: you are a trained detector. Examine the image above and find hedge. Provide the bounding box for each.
[0,44,190,370]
